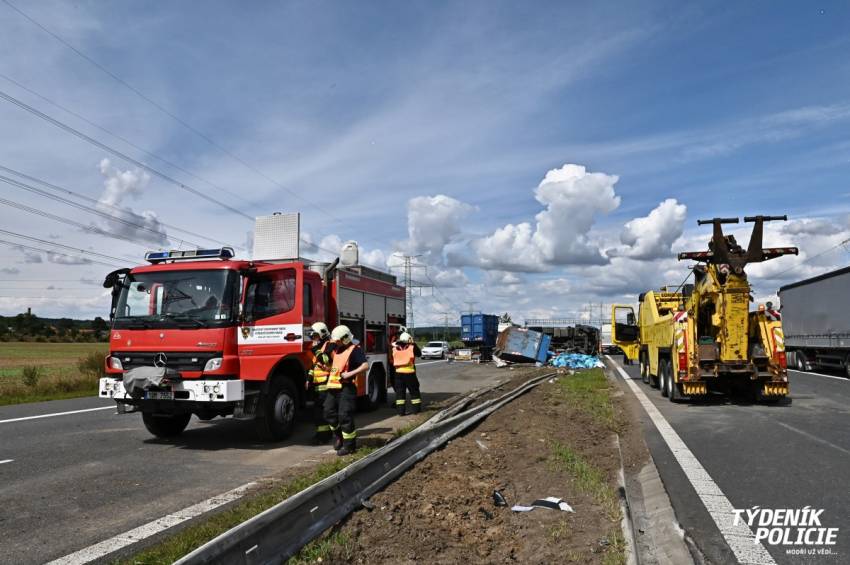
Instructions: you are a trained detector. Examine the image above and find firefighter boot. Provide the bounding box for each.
[337,438,357,456]
[332,427,343,451]
[395,398,406,416]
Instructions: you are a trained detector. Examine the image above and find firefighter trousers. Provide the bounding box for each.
[313,388,330,438]
[394,372,421,415]
[323,383,357,448]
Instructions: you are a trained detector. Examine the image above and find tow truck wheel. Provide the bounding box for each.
[844,356,850,379]
[142,412,191,438]
[640,355,650,384]
[668,364,682,403]
[660,360,670,398]
[255,378,297,442]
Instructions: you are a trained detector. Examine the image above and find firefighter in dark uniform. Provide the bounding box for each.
[392,332,422,416]
[324,325,369,456]
[306,322,334,444]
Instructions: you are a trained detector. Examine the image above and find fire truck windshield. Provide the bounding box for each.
[113,269,239,329]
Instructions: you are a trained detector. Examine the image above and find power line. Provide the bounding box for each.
[1,0,339,223]
[0,238,124,269]
[772,237,850,280]
[0,88,254,221]
[0,228,132,265]
[0,194,155,252]
[0,166,229,248]
[0,72,255,207]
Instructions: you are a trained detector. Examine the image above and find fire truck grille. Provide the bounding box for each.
[112,351,222,372]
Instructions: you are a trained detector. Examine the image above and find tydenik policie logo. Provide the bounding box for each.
[733,506,839,557]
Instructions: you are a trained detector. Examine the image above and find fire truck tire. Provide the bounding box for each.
[255,378,297,441]
[357,368,386,412]
[142,412,191,438]
[660,360,670,398]
[639,354,650,384]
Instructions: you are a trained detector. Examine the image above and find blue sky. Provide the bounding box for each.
[1,1,850,323]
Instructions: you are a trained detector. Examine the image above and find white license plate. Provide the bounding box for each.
[145,390,174,400]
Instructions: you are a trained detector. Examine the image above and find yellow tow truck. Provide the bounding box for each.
[612,215,797,402]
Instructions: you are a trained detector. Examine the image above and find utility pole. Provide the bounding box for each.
[465,301,478,315]
[391,253,431,337]
[440,311,452,341]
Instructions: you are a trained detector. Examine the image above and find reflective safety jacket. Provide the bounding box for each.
[393,345,416,374]
[328,344,356,390]
[309,340,332,390]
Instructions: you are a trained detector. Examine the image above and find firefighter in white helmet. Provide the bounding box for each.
[307,322,334,444]
[324,325,368,455]
[392,331,422,416]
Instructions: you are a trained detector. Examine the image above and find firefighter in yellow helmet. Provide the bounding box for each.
[392,332,422,416]
[324,325,368,455]
[307,322,334,444]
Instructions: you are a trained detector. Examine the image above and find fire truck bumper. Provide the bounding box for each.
[99,378,245,403]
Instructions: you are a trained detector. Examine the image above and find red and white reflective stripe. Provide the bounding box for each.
[673,311,688,322]
[772,328,785,353]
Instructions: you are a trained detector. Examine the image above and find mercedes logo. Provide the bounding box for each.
[153,352,168,368]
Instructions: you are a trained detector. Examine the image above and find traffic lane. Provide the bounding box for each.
[0,360,491,565]
[0,394,114,422]
[618,360,849,564]
[612,361,739,564]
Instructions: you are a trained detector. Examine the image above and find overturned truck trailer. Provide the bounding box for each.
[524,320,600,355]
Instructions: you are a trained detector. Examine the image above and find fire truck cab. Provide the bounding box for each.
[99,214,406,441]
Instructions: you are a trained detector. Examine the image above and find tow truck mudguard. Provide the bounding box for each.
[99,377,245,403]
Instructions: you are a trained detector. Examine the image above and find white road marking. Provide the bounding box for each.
[605,356,776,565]
[788,369,849,382]
[417,360,448,366]
[772,421,850,457]
[0,459,13,465]
[0,405,114,424]
[45,482,256,565]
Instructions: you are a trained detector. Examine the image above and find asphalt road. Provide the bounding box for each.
[610,357,849,565]
[0,360,499,565]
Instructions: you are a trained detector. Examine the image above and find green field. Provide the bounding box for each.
[0,342,108,405]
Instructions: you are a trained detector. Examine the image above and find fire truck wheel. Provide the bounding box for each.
[357,369,386,412]
[255,378,297,441]
[142,412,191,438]
[660,360,670,398]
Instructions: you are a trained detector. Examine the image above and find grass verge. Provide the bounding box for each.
[122,409,436,564]
[557,368,620,432]
[551,367,627,565]
[119,447,375,565]
[0,351,106,406]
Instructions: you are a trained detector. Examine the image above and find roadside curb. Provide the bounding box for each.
[604,362,696,565]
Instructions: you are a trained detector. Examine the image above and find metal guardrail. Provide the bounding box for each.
[176,372,556,565]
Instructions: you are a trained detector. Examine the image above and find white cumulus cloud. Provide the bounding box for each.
[610,198,687,260]
[96,159,167,246]
[405,195,476,260]
[472,163,620,271]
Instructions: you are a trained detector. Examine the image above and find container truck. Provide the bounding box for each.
[613,215,797,402]
[779,266,850,376]
[461,313,498,360]
[99,213,406,441]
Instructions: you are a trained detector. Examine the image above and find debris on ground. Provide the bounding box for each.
[550,353,604,369]
[511,496,575,513]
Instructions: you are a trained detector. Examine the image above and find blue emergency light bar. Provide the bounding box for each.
[145,247,235,263]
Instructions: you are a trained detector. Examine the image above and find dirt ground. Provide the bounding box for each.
[315,366,643,564]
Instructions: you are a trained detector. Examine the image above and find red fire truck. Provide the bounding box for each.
[99,214,406,441]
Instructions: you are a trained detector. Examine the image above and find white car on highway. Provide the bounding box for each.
[421,341,450,359]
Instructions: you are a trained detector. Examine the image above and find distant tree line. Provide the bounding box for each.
[0,311,109,343]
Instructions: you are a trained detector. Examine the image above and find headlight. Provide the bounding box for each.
[109,356,123,370]
[204,357,223,372]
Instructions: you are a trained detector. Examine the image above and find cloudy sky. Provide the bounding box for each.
[1,1,850,325]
